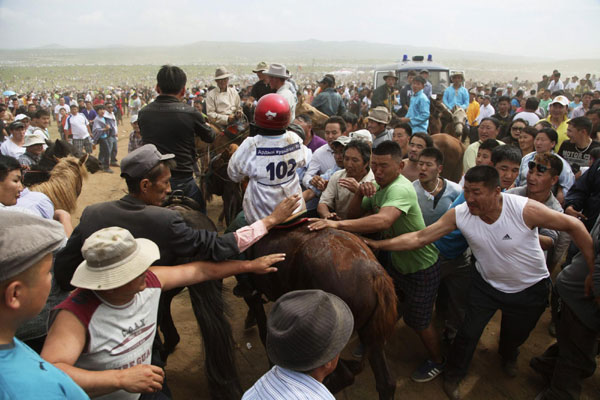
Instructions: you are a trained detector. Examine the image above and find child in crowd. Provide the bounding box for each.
[0,211,89,399]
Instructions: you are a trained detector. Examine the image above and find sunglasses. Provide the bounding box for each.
[528,161,548,173]
[511,126,524,132]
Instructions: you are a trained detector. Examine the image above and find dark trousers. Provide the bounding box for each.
[108,135,118,163]
[445,271,550,382]
[533,302,599,400]
[437,251,474,339]
[170,175,206,213]
[98,137,112,169]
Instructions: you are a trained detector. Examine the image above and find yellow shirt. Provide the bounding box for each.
[546,115,569,152]
[467,100,480,126]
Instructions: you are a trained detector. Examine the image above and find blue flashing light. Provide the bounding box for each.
[402,54,408,62]
[427,54,432,62]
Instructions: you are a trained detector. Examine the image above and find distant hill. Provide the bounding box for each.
[0,40,597,81]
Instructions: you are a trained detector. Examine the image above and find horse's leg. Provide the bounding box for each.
[368,344,396,400]
[245,293,268,346]
[188,280,242,400]
[323,358,359,394]
[159,288,183,361]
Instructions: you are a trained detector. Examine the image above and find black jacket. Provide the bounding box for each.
[138,95,215,178]
[54,195,239,291]
[564,159,600,232]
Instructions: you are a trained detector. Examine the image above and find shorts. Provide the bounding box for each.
[386,259,441,331]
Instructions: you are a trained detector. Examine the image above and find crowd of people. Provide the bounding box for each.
[1,61,600,400]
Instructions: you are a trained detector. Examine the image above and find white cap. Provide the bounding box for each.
[349,129,373,144]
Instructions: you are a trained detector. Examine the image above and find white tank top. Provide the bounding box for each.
[455,193,549,293]
[54,271,162,400]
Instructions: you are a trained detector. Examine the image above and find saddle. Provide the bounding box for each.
[272,210,309,229]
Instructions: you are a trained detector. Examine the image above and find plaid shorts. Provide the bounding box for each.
[72,137,93,156]
[387,259,441,331]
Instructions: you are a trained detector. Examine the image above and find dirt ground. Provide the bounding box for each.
[63,120,600,399]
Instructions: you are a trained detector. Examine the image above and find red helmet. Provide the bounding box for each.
[254,93,290,130]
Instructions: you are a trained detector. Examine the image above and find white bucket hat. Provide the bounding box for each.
[24,131,46,147]
[214,67,232,80]
[71,227,160,290]
[263,63,290,79]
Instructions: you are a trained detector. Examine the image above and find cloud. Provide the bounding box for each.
[0,0,599,59]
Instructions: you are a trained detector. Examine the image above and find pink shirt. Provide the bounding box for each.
[233,219,268,252]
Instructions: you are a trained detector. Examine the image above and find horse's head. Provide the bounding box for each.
[452,107,468,138]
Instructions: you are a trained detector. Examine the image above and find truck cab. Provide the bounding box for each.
[373,55,450,96]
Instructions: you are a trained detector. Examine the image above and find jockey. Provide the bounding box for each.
[228,93,309,224]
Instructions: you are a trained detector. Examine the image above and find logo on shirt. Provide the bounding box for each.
[265,110,277,120]
[502,234,512,240]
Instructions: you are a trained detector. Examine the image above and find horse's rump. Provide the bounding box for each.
[250,224,397,343]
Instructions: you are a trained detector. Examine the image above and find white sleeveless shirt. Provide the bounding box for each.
[54,271,162,400]
[455,193,549,293]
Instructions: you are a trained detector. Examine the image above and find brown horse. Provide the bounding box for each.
[163,194,243,400]
[431,133,465,183]
[296,95,329,130]
[196,123,248,226]
[245,221,398,400]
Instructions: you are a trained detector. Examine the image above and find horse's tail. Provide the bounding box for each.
[188,280,242,400]
[362,265,398,345]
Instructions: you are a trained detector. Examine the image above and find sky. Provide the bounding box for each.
[1,0,599,59]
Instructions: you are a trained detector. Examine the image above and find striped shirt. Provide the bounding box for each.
[242,366,335,400]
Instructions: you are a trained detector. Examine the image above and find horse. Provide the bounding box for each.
[23,139,101,186]
[429,97,467,141]
[243,221,399,399]
[296,94,329,131]
[196,123,247,226]
[29,155,90,213]
[431,133,465,183]
[161,193,243,400]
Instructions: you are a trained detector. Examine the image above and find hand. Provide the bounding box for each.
[338,177,360,193]
[363,237,379,250]
[307,218,338,231]
[565,206,587,220]
[265,194,301,228]
[118,364,164,394]
[310,175,328,191]
[324,212,340,221]
[247,253,285,274]
[358,181,377,197]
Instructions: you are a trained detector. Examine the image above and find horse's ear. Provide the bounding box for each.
[79,153,89,166]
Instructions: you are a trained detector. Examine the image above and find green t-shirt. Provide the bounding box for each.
[362,174,439,274]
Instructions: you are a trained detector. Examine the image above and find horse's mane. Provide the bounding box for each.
[30,156,88,213]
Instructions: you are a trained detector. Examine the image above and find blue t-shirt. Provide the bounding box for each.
[433,191,468,259]
[0,338,89,399]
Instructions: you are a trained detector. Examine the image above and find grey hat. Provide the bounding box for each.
[266,289,354,372]
[367,106,391,125]
[263,63,290,80]
[120,144,175,178]
[0,211,65,281]
[382,71,397,80]
[215,67,232,80]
